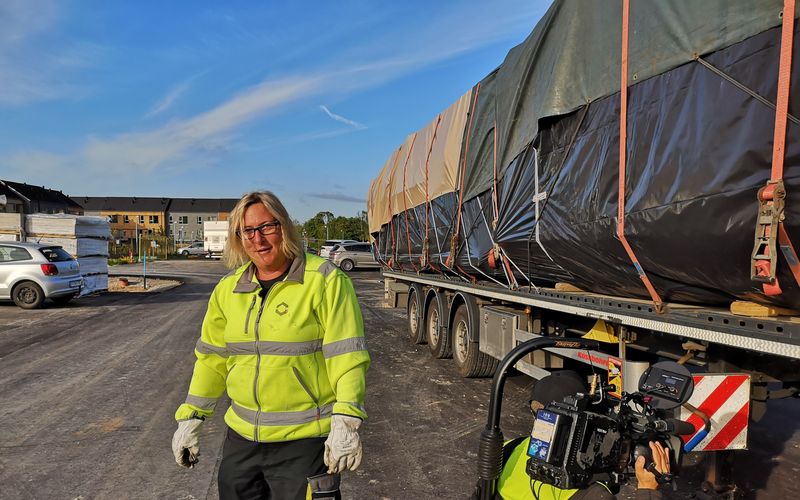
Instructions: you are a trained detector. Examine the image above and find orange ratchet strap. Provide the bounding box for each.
[618,0,664,313]
[422,115,442,269]
[448,83,481,269]
[751,0,800,295]
[386,148,402,269]
[402,133,418,272]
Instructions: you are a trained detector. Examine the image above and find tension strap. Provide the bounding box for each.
[750,0,800,295]
[618,0,664,313]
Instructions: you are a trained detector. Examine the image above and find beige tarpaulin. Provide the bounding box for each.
[368,89,472,234]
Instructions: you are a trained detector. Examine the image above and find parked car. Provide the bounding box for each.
[0,242,82,309]
[331,242,379,272]
[319,239,358,259]
[177,241,206,256]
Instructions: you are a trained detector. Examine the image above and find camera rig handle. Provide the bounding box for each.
[476,337,601,500]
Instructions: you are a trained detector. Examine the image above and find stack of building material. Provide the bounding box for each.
[25,214,111,295]
[0,213,23,241]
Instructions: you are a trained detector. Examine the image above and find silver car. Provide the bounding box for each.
[0,242,82,309]
[319,239,358,259]
[177,241,206,256]
[331,242,379,272]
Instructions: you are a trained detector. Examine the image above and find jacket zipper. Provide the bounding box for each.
[252,281,283,441]
[244,295,256,335]
[252,294,266,441]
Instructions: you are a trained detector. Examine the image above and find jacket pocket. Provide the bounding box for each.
[292,367,319,405]
[225,360,258,409]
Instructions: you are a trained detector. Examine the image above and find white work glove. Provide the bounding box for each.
[171,418,203,468]
[324,414,363,473]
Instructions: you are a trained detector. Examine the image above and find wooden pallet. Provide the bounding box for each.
[730,300,800,318]
[554,282,586,293]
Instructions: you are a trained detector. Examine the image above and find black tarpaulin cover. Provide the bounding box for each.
[370,3,800,308]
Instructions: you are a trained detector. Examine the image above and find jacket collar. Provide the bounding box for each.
[233,253,306,293]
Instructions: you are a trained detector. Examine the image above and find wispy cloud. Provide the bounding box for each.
[307,192,366,203]
[0,0,99,105]
[83,75,323,173]
[145,80,191,118]
[319,105,365,129]
[4,1,541,194]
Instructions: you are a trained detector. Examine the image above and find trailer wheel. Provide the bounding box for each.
[407,284,426,344]
[426,292,451,358]
[452,304,497,377]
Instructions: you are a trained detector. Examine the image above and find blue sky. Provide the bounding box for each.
[0,0,550,222]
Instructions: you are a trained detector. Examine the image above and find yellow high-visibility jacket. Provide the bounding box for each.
[175,253,370,442]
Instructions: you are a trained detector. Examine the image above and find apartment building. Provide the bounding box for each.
[75,197,169,240]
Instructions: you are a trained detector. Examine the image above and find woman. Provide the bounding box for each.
[171,191,370,500]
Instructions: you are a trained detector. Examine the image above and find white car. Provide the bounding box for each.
[319,239,358,259]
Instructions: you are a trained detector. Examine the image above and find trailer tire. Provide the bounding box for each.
[426,291,451,358]
[451,304,497,377]
[407,284,426,344]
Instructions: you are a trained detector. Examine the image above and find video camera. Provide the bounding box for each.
[525,361,695,490]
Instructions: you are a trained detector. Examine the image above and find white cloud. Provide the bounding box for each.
[319,105,365,129]
[0,0,100,105]
[3,1,544,190]
[83,75,323,173]
[145,81,191,118]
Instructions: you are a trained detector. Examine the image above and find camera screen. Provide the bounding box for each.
[528,409,560,463]
[640,366,691,402]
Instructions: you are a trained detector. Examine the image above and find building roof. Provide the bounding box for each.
[71,196,171,212]
[169,198,240,213]
[2,180,82,209]
[71,196,239,213]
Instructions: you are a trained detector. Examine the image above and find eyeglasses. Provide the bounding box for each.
[237,221,281,240]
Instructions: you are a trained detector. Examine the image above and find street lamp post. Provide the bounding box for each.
[323,213,331,241]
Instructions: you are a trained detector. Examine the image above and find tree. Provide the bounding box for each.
[299,211,369,249]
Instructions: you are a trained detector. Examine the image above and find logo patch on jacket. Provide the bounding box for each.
[275,302,289,316]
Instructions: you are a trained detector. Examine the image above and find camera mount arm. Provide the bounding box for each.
[477,337,601,500]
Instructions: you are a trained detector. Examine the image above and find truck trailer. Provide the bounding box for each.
[203,220,228,259]
[367,1,800,496]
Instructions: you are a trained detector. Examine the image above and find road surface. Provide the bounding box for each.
[0,259,797,499]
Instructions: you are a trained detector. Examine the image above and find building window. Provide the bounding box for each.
[138,215,144,224]
[149,215,159,224]
[169,215,173,223]
[110,214,119,223]
[179,215,188,224]
[208,216,217,221]
[197,216,202,224]
[124,215,130,224]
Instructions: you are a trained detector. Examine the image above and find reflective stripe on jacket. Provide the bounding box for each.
[175,253,370,442]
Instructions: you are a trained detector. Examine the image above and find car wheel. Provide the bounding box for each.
[426,291,451,359]
[180,250,189,256]
[52,294,76,307]
[340,259,355,272]
[12,281,45,309]
[451,304,498,377]
[407,284,426,344]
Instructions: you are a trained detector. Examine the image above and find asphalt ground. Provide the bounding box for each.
[0,259,797,499]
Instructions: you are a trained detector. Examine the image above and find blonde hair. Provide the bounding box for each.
[223,191,303,269]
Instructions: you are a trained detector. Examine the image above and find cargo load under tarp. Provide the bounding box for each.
[368,0,800,307]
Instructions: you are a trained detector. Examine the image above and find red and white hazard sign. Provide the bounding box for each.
[680,374,750,452]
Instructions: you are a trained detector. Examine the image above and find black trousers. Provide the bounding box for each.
[218,428,339,500]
